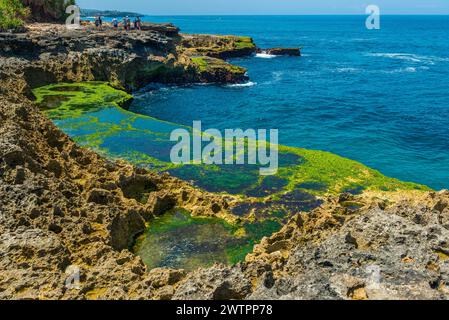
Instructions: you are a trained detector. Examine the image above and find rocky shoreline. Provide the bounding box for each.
[1,22,449,300]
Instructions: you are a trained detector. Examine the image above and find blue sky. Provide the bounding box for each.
[76,0,449,15]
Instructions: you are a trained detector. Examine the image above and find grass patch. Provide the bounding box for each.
[233,36,256,50]
[0,0,29,31]
[191,56,209,72]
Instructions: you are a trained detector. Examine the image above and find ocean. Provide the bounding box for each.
[128,15,449,190]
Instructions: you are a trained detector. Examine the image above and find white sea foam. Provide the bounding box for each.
[336,67,359,73]
[367,53,449,65]
[255,53,277,59]
[368,53,423,63]
[403,67,417,73]
[351,38,378,42]
[226,81,257,88]
[382,66,430,74]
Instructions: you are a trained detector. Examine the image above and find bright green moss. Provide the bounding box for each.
[276,145,429,195]
[34,81,432,271]
[33,82,431,199]
[33,82,133,119]
[233,36,256,50]
[133,209,242,270]
[191,56,209,72]
[134,209,284,270]
[191,56,246,74]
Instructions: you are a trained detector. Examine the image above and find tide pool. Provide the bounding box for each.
[33,82,426,198]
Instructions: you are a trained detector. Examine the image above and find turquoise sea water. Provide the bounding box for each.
[129,15,449,190]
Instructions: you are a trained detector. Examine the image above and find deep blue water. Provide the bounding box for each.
[130,15,449,190]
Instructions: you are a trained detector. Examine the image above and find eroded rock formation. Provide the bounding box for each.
[1,22,448,300]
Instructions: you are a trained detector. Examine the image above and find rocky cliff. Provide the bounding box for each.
[1,23,448,300]
[0,23,250,99]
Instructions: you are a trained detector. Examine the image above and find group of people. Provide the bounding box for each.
[112,16,142,31]
[93,16,142,31]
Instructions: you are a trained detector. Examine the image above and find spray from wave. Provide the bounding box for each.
[255,52,277,59]
[367,53,449,65]
[226,81,257,88]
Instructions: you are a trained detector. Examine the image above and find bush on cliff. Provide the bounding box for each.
[0,0,30,31]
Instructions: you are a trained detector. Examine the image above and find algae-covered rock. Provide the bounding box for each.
[181,34,257,59]
[191,56,248,83]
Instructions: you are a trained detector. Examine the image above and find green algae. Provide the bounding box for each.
[34,82,133,127]
[191,56,246,74]
[133,209,242,270]
[191,56,209,72]
[134,209,282,270]
[33,81,430,199]
[233,36,256,50]
[33,81,432,271]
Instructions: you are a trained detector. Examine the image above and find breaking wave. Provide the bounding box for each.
[367,53,449,65]
[226,81,257,88]
[255,53,277,59]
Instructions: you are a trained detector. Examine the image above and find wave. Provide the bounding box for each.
[368,53,423,63]
[367,53,449,65]
[226,81,257,88]
[351,38,377,42]
[255,53,277,59]
[336,67,359,73]
[382,66,430,74]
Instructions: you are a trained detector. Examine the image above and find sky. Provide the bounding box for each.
[76,0,449,15]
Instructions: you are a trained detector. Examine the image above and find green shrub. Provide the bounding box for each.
[0,0,29,31]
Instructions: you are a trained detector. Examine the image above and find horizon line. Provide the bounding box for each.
[82,10,449,16]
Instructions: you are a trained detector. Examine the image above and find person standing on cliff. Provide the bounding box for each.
[138,17,142,30]
[122,16,128,31]
[134,17,142,30]
[112,18,118,29]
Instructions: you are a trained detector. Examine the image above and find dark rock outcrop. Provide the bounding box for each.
[256,47,301,56]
